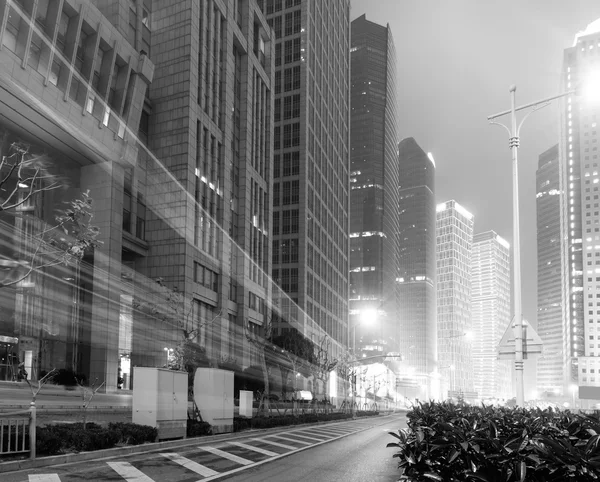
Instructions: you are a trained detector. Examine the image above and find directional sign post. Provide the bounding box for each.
[498,319,543,359]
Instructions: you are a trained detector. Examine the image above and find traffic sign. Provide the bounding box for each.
[498,319,543,359]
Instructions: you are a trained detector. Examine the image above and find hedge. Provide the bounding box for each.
[388,401,600,481]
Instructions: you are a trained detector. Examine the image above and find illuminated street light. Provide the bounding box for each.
[487,84,586,406]
[163,347,173,367]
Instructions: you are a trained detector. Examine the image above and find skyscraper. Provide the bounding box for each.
[472,231,512,400]
[349,14,399,356]
[266,0,350,356]
[536,144,567,395]
[436,200,474,397]
[397,138,436,380]
[558,19,600,402]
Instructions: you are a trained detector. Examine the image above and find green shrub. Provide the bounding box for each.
[36,422,151,455]
[187,420,212,437]
[108,422,157,445]
[388,401,600,482]
[36,427,63,456]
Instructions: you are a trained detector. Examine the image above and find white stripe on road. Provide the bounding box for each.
[270,434,311,445]
[161,453,218,477]
[252,437,297,450]
[289,432,324,442]
[199,446,254,466]
[304,427,349,437]
[228,441,279,457]
[29,476,61,482]
[107,462,155,482]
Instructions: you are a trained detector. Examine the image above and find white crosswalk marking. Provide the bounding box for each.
[228,441,279,457]
[199,446,254,466]
[29,475,61,482]
[107,462,155,481]
[161,453,218,477]
[289,432,323,442]
[270,434,311,445]
[305,427,347,437]
[252,437,297,450]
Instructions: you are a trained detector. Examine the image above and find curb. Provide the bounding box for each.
[0,411,404,474]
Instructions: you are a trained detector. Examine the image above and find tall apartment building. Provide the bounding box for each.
[436,200,474,397]
[558,19,600,402]
[265,0,350,357]
[471,231,511,400]
[0,0,277,390]
[397,138,436,380]
[349,14,399,356]
[536,144,568,394]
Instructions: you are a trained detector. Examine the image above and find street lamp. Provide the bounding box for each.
[570,383,578,409]
[163,347,173,367]
[487,85,576,407]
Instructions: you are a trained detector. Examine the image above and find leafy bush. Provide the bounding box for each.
[388,401,600,481]
[108,422,157,445]
[36,422,156,455]
[187,420,212,437]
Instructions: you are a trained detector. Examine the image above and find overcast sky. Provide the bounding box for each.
[350,0,600,324]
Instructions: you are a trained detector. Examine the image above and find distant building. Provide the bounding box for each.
[265,0,351,359]
[472,231,512,400]
[536,144,568,395]
[349,14,399,356]
[436,200,474,397]
[558,18,600,403]
[397,138,436,382]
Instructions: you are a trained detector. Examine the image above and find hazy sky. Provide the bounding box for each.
[350,0,600,324]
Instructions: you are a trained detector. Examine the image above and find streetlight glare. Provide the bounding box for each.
[360,308,378,325]
[581,69,600,103]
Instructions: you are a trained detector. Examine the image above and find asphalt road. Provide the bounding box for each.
[222,413,405,481]
[2,413,407,481]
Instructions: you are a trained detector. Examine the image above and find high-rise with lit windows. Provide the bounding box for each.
[472,231,511,400]
[559,18,600,403]
[349,14,399,356]
[265,0,351,357]
[436,200,474,397]
[0,0,276,390]
[397,138,436,380]
[536,144,568,395]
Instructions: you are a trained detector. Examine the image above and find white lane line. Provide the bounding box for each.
[29,476,61,482]
[161,453,218,477]
[270,434,311,445]
[251,437,296,450]
[290,432,326,442]
[106,462,155,482]
[228,441,279,457]
[199,446,254,466]
[305,427,349,437]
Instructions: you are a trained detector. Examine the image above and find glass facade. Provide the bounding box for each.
[349,14,399,356]
[436,200,474,397]
[0,0,292,392]
[266,0,351,359]
[471,231,511,400]
[536,144,569,394]
[396,138,436,380]
[560,24,600,401]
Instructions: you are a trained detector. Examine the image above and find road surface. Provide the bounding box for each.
[2,412,406,481]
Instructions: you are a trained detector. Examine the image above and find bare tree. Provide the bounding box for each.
[0,141,102,288]
[309,335,338,407]
[245,313,273,417]
[75,377,105,430]
[20,367,57,403]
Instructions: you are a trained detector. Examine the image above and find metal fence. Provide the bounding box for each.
[0,403,36,460]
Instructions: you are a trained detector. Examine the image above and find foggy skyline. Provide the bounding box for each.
[350,0,600,325]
